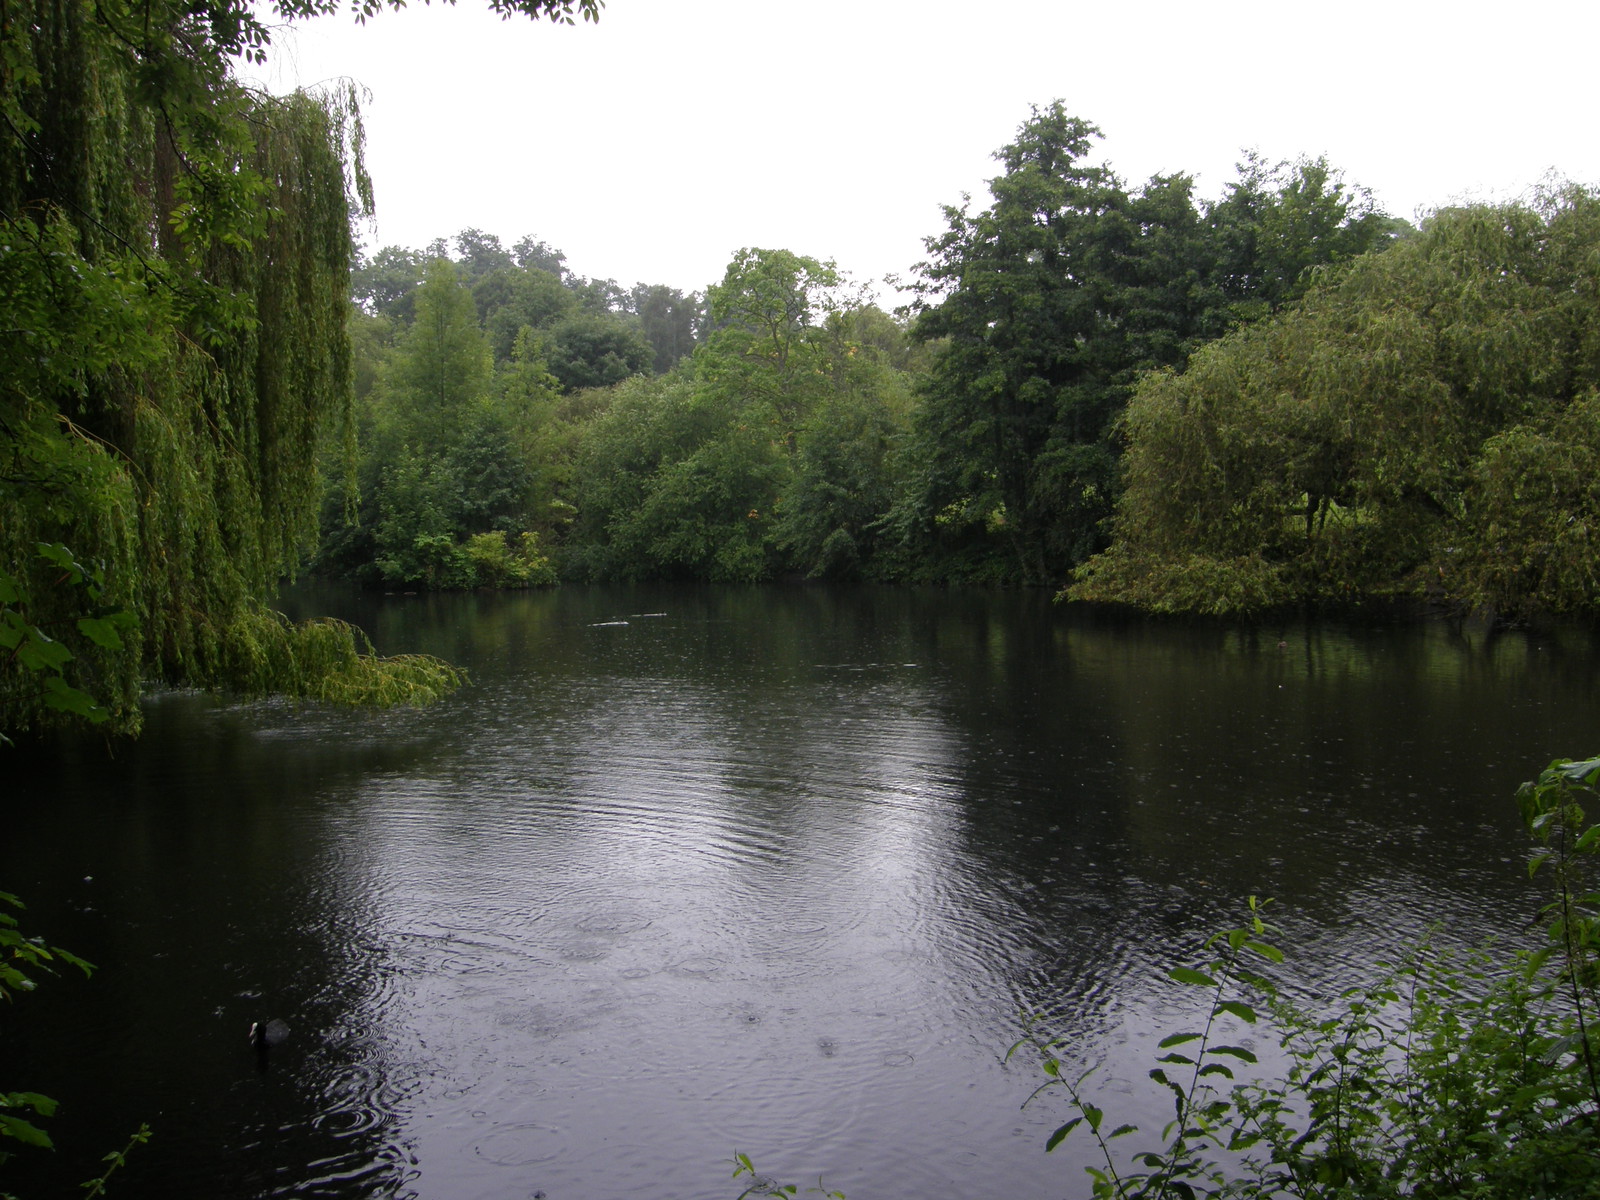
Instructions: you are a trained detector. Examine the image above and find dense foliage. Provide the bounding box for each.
[317,229,699,587]
[319,107,1398,593]
[0,0,605,735]
[322,241,920,585]
[899,104,1399,585]
[1016,757,1600,1199]
[1070,187,1600,619]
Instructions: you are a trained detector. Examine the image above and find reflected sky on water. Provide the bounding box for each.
[3,586,1593,1198]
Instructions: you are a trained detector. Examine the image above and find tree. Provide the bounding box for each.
[702,247,841,440]
[385,258,494,440]
[628,283,704,373]
[565,250,914,584]
[569,372,783,582]
[353,244,429,320]
[476,265,576,362]
[772,308,914,579]
[451,227,517,286]
[1070,190,1600,619]
[902,104,1400,586]
[1,0,594,734]
[1206,150,1403,324]
[907,103,1130,584]
[324,257,568,588]
[544,312,653,391]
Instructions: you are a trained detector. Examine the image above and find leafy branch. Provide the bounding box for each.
[1018,761,1600,1199]
[0,891,94,1161]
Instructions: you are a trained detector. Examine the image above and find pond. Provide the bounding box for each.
[3,585,1595,1199]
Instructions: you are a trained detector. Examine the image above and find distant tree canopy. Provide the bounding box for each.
[0,0,594,736]
[320,107,1431,596]
[566,249,916,583]
[1069,187,1600,620]
[318,230,702,587]
[900,102,1403,585]
[324,239,916,587]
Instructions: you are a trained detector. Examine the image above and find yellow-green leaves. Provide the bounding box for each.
[1074,190,1600,618]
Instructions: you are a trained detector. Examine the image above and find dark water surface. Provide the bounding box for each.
[4,586,1596,1199]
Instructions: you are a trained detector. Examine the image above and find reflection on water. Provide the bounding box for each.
[2,586,1595,1199]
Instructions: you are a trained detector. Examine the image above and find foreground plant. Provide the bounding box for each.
[731,1152,845,1199]
[0,893,149,1197]
[1017,758,1600,1199]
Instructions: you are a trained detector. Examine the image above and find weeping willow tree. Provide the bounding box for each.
[1069,188,1600,620]
[0,0,598,737]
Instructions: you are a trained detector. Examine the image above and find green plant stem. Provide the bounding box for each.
[80,1124,150,1197]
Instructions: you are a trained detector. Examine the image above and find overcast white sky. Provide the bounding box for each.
[254,0,1599,300]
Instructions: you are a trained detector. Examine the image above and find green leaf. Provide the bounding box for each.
[1046,1117,1083,1150]
[17,634,73,672]
[41,676,109,723]
[1168,967,1217,987]
[1243,939,1283,963]
[1107,1123,1139,1139]
[53,948,95,977]
[1557,757,1600,785]
[1211,1045,1257,1063]
[76,616,125,650]
[0,1112,54,1148]
[1158,1032,1202,1048]
[1,1092,59,1117]
[1217,1000,1258,1023]
[35,541,85,583]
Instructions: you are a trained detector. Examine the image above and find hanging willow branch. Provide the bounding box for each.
[0,0,466,736]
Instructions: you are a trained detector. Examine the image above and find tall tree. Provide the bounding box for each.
[0,0,597,734]
[628,283,704,373]
[903,104,1400,586]
[385,258,494,438]
[703,247,841,438]
[1070,191,1600,619]
[907,103,1129,583]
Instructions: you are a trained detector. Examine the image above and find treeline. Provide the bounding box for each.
[312,229,704,588]
[323,102,1419,594]
[1070,189,1600,621]
[328,106,1600,623]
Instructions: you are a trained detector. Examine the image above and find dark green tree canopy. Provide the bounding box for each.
[901,102,1398,586]
[1070,188,1600,619]
[0,0,595,734]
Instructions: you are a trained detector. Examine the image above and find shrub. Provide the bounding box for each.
[1016,758,1600,1199]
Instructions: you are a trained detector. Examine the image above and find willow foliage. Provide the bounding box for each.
[1071,189,1600,619]
[0,0,478,736]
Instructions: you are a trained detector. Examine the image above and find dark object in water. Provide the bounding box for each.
[249,1018,290,1051]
